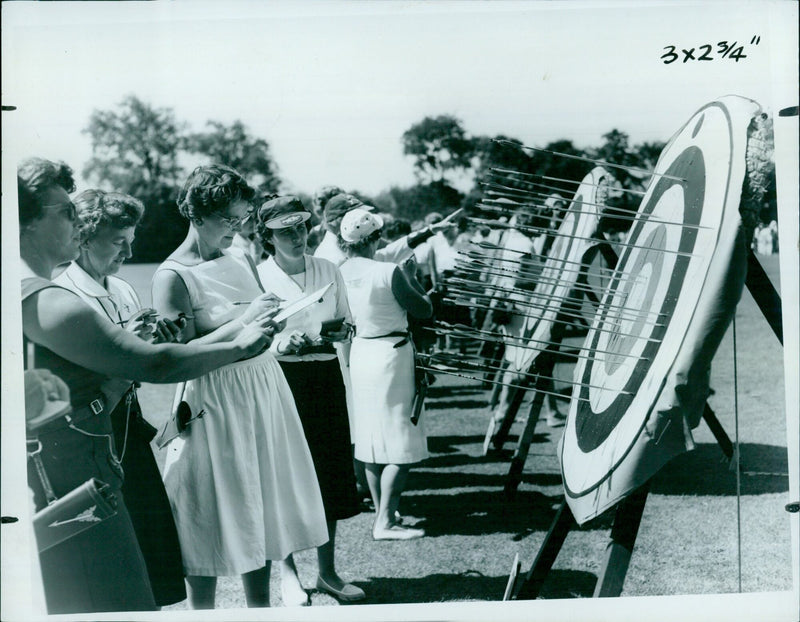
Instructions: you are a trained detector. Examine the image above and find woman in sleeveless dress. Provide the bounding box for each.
[18,160,271,614]
[337,208,433,540]
[151,165,328,609]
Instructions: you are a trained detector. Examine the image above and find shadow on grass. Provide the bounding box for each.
[420,443,551,469]
[405,470,563,491]
[399,489,565,538]
[351,570,510,604]
[350,568,598,604]
[651,442,789,495]
[534,569,598,600]
[427,399,490,411]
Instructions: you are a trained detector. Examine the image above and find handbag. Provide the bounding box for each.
[28,440,118,553]
[24,340,118,553]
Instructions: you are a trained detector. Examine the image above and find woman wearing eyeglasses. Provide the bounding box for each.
[18,158,273,615]
[53,189,186,607]
[151,165,328,609]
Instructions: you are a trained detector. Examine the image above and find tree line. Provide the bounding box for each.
[80,96,776,263]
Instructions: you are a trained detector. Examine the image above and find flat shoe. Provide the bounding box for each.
[280,582,309,607]
[316,575,365,602]
[372,524,425,541]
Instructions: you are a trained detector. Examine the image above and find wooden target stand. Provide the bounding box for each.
[505,249,783,600]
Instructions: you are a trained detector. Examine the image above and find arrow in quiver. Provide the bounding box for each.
[559,95,775,524]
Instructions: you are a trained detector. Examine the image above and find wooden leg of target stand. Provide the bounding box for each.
[593,482,651,598]
[513,500,576,600]
[492,375,530,452]
[702,403,734,460]
[504,379,547,498]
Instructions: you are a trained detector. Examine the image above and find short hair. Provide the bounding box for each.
[17,157,76,227]
[312,185,344,215]
[254,195,312,256]
[336,228,381,256]
[177,164,255,222]
[73,189,145,243]
[383,218,411,241]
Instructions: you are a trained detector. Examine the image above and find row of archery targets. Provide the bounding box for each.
[416,95,784,598]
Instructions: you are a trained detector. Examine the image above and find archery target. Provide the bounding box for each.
[561,96,762,524]
[504,167,611,371]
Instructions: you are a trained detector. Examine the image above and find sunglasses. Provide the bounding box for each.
[42,201,78,222]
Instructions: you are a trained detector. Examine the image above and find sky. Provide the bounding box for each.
[3,1,796,197]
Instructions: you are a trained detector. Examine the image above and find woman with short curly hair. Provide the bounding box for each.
[152,165,328,609]
[54,188,185,607]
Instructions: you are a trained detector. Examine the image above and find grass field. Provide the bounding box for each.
[121,253,792,611]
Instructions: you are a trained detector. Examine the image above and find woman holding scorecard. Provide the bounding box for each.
[255,196,363,605]
[152,167,327,609]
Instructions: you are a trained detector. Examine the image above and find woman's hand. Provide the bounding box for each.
[239,293,283,325]
[277,330,314,355]
[151,317,186,344]
[430,208,464,233]
[124,308,159,341]
[320,325,351,343]
[232,313,278,358]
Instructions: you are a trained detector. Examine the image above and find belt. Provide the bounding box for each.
[29,395,107,437]
[361,331,410,349]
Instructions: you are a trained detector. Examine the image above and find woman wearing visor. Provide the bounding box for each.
[255,196,363,605]
[152,166,328,609]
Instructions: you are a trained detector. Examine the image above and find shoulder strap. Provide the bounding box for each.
[243,252,266,293]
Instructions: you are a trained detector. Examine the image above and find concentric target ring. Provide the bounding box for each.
[507,167,610,372]
[560,97,762,523]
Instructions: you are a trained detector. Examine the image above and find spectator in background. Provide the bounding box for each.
[53,189,186,607]
[314,193,453,268]
[338,209,433,540]
[383,218,412,243]
[308,186,343,254]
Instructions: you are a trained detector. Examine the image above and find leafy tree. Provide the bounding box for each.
[185,120,280,195]
[402,115,475,184]
[83,95,187,262]
[382,181,463,224]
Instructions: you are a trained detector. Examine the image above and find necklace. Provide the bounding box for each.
[289,271,306,289]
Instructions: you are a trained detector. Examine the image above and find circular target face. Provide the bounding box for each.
[506,167,610,371]
[561,99,754,509]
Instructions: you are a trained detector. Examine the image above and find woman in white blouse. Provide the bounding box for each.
[255,196,364,604]
[54,189,186,607]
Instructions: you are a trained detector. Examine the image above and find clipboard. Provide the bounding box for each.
[272,282,333,323]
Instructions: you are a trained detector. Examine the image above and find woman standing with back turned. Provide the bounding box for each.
[337,208,433,540]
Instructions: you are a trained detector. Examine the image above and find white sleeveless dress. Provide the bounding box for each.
[339,257,428,465]
[155,247,328,577]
